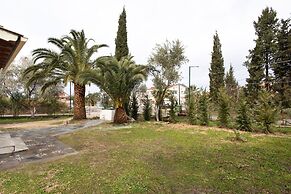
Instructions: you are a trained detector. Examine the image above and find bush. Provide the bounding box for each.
[10,92,25,117]
[40,99,67,115]
[0,96,10,116]
[188,96,198,125]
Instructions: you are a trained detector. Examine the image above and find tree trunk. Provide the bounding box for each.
[73,83,86,120]
[155,104,160,121]
[30,107,35,118]
[114,107,128,124]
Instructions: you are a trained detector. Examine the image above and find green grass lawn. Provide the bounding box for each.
[0,122,290,193]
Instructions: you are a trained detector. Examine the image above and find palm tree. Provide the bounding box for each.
[81,56,148,123]
[24,30,107,119]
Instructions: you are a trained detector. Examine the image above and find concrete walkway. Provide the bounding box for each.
[0,119,104,169]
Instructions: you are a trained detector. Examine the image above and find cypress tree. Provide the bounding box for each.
[115,8,129,61]
[169,95,177,123]
[209,32,225,103]
[198,90,209,126]
[188,87,199,125]
[273,19,291,108]
[246,7,279,97]
[225,65,239,102]
[143,95,151,121]
[131,93,138,120]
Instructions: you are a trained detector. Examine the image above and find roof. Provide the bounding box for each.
[0,26,27,70]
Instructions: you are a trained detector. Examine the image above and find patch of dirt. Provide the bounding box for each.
[155,122,234,133]
[155,123,291,138]
[251,133,291,138]
[0,118,72,130]
[44,182,61,193]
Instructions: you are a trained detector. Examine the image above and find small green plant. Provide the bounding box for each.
[218,88,230,127]
[233,129,247,142]
[254,90,278,133]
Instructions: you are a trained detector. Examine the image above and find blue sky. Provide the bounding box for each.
[1,0,290,94]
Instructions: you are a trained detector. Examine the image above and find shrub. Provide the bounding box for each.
[254,90,278,133]
[198,90,209,125]
[236,96,252,131]
[0,96,10,116]
[218,88,230,127]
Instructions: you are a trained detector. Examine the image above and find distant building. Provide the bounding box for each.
[147,83,187,110]
[58,91,70,107]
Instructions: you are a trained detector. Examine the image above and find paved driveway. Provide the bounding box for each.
[0,120,104,169]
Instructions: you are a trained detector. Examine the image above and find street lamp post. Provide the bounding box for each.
[188,65,199,106]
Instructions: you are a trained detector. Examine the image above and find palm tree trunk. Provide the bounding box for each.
[73,83,86,120]
[114,107,128,124]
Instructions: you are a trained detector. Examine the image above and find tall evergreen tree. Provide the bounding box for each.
[209,32,225,103]
[225,65,239,103]
[246,7,279,97]
[245,45,264,102]
[273,19,291,108]
[115,7,129,61]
